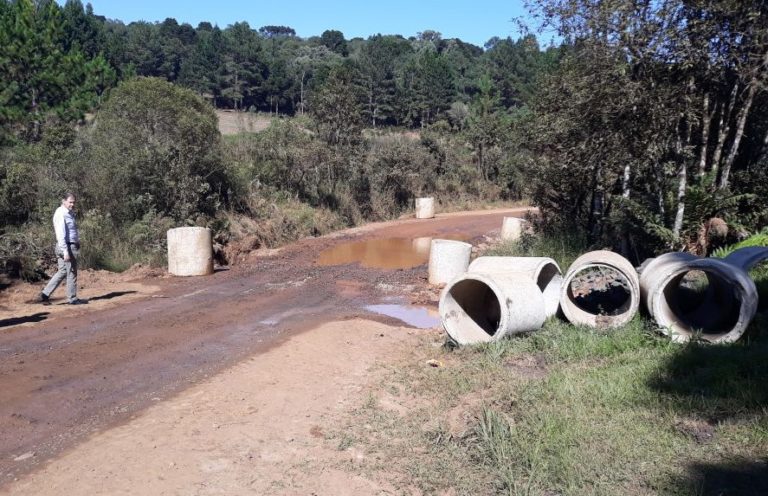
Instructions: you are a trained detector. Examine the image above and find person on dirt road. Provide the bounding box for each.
[38,192,87,306]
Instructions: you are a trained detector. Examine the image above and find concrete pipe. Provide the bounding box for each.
[560,250,640,328]
[415,197,435,219]
[639,253,758,343]
[440,272,547,345]
[167,227,214,276]
[412,236,432,256]
[428,239,472,285]
[722,246,768,271]
[500,217,527,241]
[468,256,562,318]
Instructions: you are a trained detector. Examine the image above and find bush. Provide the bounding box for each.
[78,77,229,224]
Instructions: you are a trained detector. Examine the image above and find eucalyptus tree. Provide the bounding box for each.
[525,0,768,254]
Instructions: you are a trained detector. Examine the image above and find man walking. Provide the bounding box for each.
[39,192,87,305]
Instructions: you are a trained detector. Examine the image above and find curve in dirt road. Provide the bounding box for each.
[0,207,532,486]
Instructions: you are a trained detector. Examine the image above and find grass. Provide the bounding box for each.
[334,234,768,496]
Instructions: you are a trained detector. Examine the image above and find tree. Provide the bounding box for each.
[289,45,342,115]
[358,35,413,127]
[0,0,110,142]
[319,29,348,56]
[525,0,768,255]
[220,22,265,110]
[466,75,510,180]
[311,62,366,195]
[83,77,227,222]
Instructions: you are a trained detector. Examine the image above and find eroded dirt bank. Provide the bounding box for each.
[0,207,530,488]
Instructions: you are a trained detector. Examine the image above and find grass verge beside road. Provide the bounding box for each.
[335,237,768,495]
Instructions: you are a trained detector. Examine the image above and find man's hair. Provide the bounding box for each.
[62,192,76,201]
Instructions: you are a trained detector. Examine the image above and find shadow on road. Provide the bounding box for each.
[88,290,138,302]
[0,312,50,328]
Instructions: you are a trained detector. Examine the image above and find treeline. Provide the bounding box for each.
[2,0,557,276]
[0,0,557,139]
[2,0,767,279]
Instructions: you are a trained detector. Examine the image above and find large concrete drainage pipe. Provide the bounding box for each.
[415,197,435,219]
[639,253,758,343]
[500,217,527,241]
[722,246,768,271]
[167,227,214,276]
[439,272,546,345]
[560,250,640,328]
[428,239,472,285]
[468,256,562,318]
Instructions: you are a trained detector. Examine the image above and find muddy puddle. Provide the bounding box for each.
[317,236,465,270]
[364,304,441,329]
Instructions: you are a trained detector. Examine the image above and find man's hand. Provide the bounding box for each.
[64,252,71,262]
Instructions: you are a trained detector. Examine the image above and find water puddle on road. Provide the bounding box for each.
[365,304,441,329]
[316,236,465,270]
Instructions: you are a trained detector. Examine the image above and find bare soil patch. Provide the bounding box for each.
[1,320,428,495]
[216,110,272,135]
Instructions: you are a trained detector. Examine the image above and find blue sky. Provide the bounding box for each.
[68,1,537,48]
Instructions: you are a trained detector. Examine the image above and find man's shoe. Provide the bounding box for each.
[38,293,51,306]
[69,298,88,305]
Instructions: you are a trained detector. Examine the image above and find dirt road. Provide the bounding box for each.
[0,207,529,487]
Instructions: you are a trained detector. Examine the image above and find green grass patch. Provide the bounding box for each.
[486,230,589,272]
[339,318,768,495]
[336,237,768,495]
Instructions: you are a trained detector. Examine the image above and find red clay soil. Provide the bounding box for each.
[0,207,530,485]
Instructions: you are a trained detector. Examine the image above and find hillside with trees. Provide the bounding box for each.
[1,0,767,278]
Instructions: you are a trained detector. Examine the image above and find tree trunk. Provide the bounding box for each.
[622,163,631,198]
[710,82,739,182]
[672,161,687,240]
[719,83,756,190]
[589,165,604,239]
[697,92,712,178]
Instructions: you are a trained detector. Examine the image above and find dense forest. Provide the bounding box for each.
[1,0,767,277]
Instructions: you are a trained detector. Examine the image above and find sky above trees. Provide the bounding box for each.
[54,0,537,48]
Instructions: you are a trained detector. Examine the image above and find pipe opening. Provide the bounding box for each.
[565,266,632,316]
[536,263,561,293]
[660,269,742,339]
[445,279,501,337]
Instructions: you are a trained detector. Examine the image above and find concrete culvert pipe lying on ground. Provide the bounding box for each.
[560,250,640,328]
[415,197,435,219]
[439,272,546,345]
[468,256,562,318]
[639,253,758,343]
[722,246,768,271]
[428,239,472,285]
[167,227,214,276]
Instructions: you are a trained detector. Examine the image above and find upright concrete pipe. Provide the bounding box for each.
[639,253,758,343]
[167,227,214,276]
[428,239,472,285]
[468,256,562,318]
[560,250,640,328]
[415,197,435,219]
[440,272,546,345]
[500,217,527,241]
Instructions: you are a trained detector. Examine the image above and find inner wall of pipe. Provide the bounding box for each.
[660,269,741,339]
[565,266,633,316]
[447,279,501,337]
